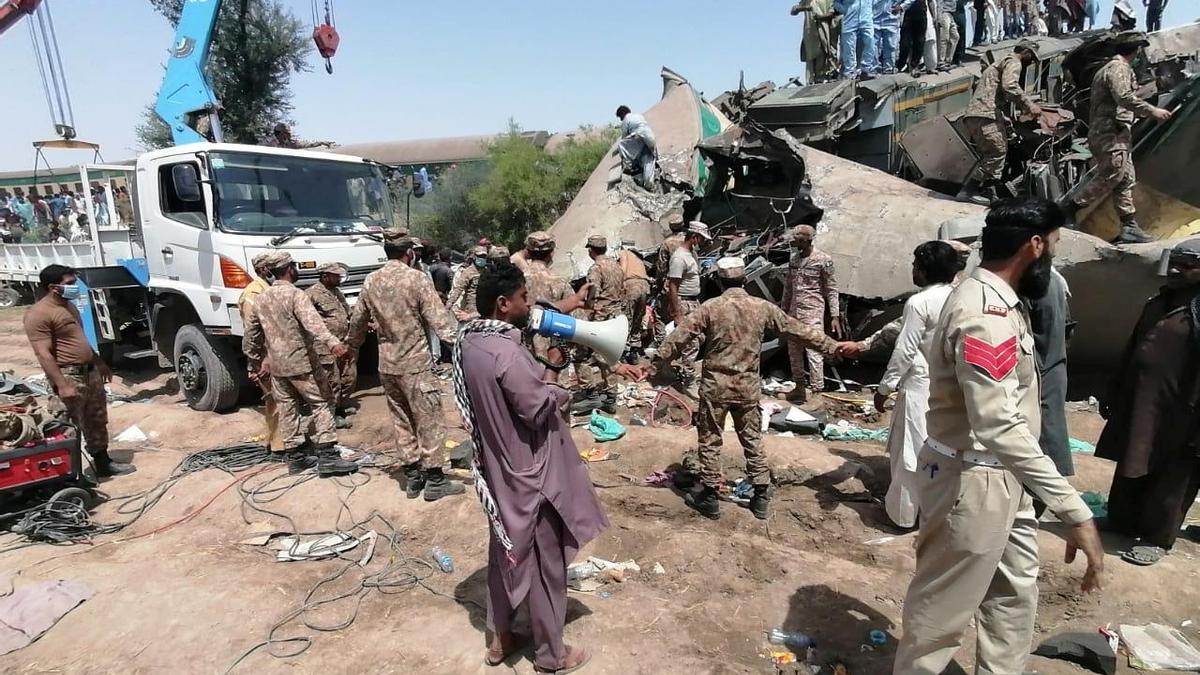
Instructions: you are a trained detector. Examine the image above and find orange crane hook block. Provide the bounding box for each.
[311,0,338,74]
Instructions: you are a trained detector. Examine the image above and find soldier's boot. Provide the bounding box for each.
[956,180,993,206]
[423,468,466,502]
[402,463,426,499]
[599,389,617,415]
[286,446,317,475]
[685,485,720,520]
[314,443,359,478]
[571,386,596,403]
[749,485,772,521]
[1112,217,1154,245]
[92,450,135,477]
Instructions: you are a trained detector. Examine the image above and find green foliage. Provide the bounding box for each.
[408,162,490,248]
[466,122,616,249]
[136,0,311,150]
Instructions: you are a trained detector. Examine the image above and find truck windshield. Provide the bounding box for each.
[207,152,394,235]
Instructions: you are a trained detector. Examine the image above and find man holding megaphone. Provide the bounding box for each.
[649,256,855,521]
[452,263,643,673]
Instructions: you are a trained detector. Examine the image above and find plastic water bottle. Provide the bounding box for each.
[431,547,454,573]
[767,629,816,650]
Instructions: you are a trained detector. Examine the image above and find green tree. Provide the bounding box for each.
[409,163,490,248]
[135,0,311,150]
[468,122,615,248]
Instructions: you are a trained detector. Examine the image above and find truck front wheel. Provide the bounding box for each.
[173,324,240,412]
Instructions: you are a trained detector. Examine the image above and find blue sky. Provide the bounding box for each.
[0,0,1194,170]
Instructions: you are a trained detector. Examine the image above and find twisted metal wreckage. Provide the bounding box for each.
[548,25,1200,393]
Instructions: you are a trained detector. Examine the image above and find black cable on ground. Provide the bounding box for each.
[0,443,280,552]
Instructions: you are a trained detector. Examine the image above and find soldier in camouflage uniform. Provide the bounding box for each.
[521,231,576,361]
[447,245,488,320]
[783,225,842,401]
[1065,32,1173,245]
[305,262,355,424]
[346,231,465,501]
[238,253,283,450]
[617,238,652,357]
[958,41,1042,205]
[575,235,627,411]
[243,252,358,476]
[653,257,846,520]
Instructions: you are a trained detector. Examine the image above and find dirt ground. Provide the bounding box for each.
[1,306,1198,675]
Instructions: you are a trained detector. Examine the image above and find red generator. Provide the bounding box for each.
[0,431,94,519]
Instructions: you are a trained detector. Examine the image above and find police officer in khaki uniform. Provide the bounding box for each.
[1064,32,1173,245]
[894,198,1104,675]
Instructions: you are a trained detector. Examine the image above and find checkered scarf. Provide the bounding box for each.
[451,319,515,553]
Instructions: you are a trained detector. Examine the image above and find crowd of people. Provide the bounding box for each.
[0,185,133,244]
[791,0,1160,81]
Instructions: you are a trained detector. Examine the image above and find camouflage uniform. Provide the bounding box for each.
[656,287,839,488]
[618,247,651,349]
[523,257,574,360]
[58,364,109,458]
[243,279,343,451]
[237,272,283,450]
[577,238,627,396]
[446,247,486,318]
[347,259,458,469]
[962,52,1039,183]
[306,270,355,408]
[1073,55,1158,222]
[656,232,686,285]
[782,248,840,391]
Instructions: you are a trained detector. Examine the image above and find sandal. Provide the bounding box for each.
[534,645,592,674]
[484,632,529,667]
[1120,545,1166,566]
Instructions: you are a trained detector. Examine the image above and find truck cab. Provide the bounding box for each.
[133,142,389,411]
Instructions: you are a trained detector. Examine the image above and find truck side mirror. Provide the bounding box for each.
[172,164,203,202]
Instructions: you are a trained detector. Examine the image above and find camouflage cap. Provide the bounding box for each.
[686,221,712,241]
[470,245,488,257]
[261,251,294,269]
[380,226,410,242]
[251,253,272,269]
[488,245,510,259]
[1113,31,1150,48]
[715,256,746,278]
[1015,38,1039,56]
[586,234,607,248]
[316,262,348,275]
[525,230,555,252]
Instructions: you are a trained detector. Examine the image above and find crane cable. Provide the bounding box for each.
[25,0,75,139]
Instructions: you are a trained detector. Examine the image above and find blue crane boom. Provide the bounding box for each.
[154,0,223,145]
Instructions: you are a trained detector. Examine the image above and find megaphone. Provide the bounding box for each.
[529,307,629,365]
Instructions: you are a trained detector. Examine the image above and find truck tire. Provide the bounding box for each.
[173,324,240,412]
[0,287,20,309]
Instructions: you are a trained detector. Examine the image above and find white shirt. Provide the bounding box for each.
[878,283,953,397]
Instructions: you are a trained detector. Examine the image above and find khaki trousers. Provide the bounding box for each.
[894,447,1040,675]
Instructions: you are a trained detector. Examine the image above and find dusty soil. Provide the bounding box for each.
[0,306,1197,674]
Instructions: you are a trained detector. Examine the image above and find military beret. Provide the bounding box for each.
[316,262,348,275]
[261,251,293,269]
[586,234,607,248]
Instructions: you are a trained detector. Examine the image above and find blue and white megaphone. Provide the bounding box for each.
[529,307,629,365]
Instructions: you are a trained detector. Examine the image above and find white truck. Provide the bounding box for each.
[0,143,391,412]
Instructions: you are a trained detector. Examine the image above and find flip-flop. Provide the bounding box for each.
[1120,545,1166,566]
[579,448,620,462]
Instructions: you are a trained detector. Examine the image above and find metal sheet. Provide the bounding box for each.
[899,114,975,184]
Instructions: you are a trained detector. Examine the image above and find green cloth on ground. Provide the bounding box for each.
[1082,491,1108,519]
[589,411,626,442]
[1070,438,1096,454]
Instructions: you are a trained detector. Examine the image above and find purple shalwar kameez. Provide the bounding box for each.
[460,328,609,669]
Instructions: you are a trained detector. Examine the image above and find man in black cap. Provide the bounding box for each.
[1063,31,1173,244]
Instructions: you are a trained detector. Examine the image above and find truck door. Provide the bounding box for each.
[137,156,218,293]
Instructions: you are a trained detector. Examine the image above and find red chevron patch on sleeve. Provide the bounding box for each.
[962,335,1019,380]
